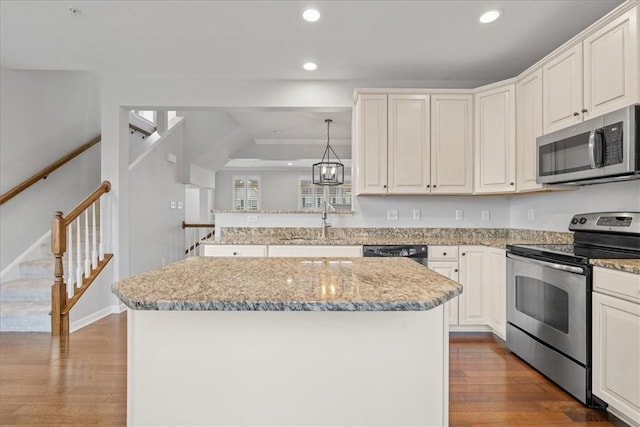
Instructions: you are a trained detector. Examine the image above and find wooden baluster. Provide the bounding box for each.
[99,198,104,261]
[91,202,97,269]
[67,224,74,298]
[51,212,67,336]
[76,220,82,289]
[84,210,90,278]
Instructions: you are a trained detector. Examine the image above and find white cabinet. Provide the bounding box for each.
[474,84,516,194]
[543,5,639,134]
[203,245,267,257]
[458,246,488,325]
[355,94,388,195]
[485,248,506,339]
[592,267,640,426]
[516,68,545,192]
[428,245,461,326]
[387,94,430,194]
[268,245,362,258]
[583,7,639,119]
[543,44,584,133]
[430,95,473,194]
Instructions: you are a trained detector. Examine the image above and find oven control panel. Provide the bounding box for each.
[569,212,640,233]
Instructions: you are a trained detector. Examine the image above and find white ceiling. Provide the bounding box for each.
[1,0,625,171]
[0,0,624,82]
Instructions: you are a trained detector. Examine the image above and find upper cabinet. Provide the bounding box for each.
[355,94,388,195]
[543,6,639,134]
[431,95,473,194]
[517,68,545,192]
[355,91,472,196]
[474,83,516,194]
[387,94,431,194]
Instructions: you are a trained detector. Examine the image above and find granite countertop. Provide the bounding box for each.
[112,257,462,311]
[590,259,640,275]
[203,227,574,250]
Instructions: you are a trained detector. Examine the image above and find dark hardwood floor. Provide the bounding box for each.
[0,314,627,426]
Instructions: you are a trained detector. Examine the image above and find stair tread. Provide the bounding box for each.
[0,301,50,332]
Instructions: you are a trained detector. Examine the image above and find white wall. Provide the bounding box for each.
[129,122,186,276]
[510,180,640,231]
[0,69,101,271]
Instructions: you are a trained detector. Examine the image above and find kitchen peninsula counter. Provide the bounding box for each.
[113,256,459,426]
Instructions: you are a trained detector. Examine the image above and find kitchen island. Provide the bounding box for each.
[112,256,462,426]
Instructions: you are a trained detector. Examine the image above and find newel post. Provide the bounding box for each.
[51,211,67,336]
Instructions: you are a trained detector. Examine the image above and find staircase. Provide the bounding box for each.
[0,240,55,332]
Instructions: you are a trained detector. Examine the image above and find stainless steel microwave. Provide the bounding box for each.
[536,104,639,185]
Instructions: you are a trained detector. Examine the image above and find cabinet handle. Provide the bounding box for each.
[454,269,458,272]
[581,108,588,113]
[443,252,447,256]
[461,253,466,256]
[426,184,430,188]
[510,182,514,186]
[233,252,238,256]
[383,185,387,188]
[433,185,437,188]
[573,112,580,117]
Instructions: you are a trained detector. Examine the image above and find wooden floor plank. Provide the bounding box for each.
[0,314,626,426]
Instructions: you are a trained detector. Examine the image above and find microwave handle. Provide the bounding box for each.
[588,130,604,168]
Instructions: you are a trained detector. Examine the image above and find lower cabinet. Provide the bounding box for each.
[203,244,268,257]
[427,261,459,325]
[458,246,488,325]
[485,247,507,339]
[592,267,640,426]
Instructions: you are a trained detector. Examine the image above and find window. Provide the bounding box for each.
[299,178,351,210]
[233,176,261,211]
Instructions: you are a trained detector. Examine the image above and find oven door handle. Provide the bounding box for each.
[506,253,585,274]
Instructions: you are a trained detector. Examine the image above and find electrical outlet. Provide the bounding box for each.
[527,209,535,221]
[247,215,258,222]
[455,209,463,220]
[413,209,421,220]
[387,209,399,221]
[177,201,184,209]
[482,210,490,221]
[170,201,177,209]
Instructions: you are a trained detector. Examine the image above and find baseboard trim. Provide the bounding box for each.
[70,304,121,333]
[1,230,51,282]
[605,405,639,427]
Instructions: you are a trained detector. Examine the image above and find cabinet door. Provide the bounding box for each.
[428,261,460,325]
[430,94,473,194]
[474,84,516,193]
[355,94,388,195]
[583,7,639,119]
[543,44,583,134]
[516,68,545,192]
[203,245,267,257]
[485,248,506,339]
[458,246,487,325]
[593,292,640,424]
[387,94,430,194]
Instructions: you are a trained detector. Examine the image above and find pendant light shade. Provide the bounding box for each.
[313,119,344,186]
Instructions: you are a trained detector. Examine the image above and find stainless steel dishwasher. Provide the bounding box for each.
[362,245,428,266]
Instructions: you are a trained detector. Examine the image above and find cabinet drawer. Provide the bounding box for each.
[428,246,459,261]
[203,245,267,257]
[594,267,640,303]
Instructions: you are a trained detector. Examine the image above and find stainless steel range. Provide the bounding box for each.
[506,212,640,407]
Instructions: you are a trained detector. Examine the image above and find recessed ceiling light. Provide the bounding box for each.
[287,162,293,166]
[302,9,320,22]
[479,10,501,24]
[303,62,318,71]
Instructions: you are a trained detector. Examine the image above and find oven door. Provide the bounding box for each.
[506,253,588,365]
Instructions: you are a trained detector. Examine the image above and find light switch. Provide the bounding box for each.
[413,209,421,220]
[527,209,535,221]
[170,201,177,209]
[455,210,463,220]
[177,201,184,209]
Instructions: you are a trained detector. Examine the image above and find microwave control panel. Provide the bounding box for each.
[602,121,624,166]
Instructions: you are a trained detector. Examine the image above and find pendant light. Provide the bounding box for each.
[313,119,344,186]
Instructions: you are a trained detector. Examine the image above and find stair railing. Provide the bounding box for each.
[182,221,215,257]
[51,181,113,336]
[0,135,101,206]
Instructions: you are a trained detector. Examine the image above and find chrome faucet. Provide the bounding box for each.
[321,201,333,239]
